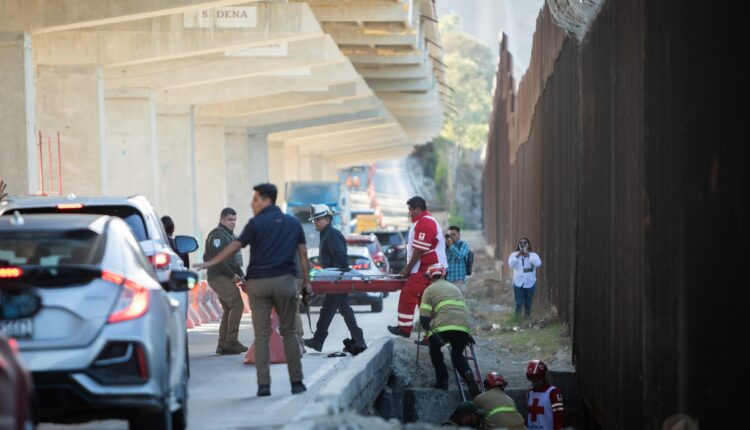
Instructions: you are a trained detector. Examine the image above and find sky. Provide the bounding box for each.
[437,0,544,79]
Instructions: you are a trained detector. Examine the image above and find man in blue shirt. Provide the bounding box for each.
[446,226,470,292]
[195,183,312,397]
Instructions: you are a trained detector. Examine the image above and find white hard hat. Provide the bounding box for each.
[308,204,337,221]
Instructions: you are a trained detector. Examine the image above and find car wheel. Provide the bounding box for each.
[371,296,384,312]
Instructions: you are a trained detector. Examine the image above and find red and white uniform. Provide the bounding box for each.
[395,211,447,335]
[407,212,447,273]
[526,385,564,430]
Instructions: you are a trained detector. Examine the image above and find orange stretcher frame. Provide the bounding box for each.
[310,278,407,294]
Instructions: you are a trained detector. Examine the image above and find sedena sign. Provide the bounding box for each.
[183,7,258,28]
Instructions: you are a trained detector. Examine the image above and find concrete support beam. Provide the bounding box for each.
[225,96,384,128]
[156,105,197,237]
[157,61,357,106]
[269,117,392,142]
[194,117,226,241]
[104,35,341,90]
[196,81,360,118]
[33,3,322,67]
[355,63,431,79]
[330,145,414,167]
[1,0,263,33]
[247,107,390,136]
[35,64,106,196]
[321,22,419,47]
[302,0,415,26]
[0,32,38,195]
[367,77,433,92]
[341,46,426,65]
[104,88,158,202]
[283,123,407,149]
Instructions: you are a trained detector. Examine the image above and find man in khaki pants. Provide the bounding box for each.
[204,208,246,355]
[195,183,312,397]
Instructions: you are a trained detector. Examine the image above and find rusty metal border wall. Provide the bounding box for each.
[482,0,743,427]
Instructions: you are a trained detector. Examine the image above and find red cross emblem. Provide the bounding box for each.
[528,398,545,422]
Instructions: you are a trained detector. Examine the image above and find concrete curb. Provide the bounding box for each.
[287,337,394,426]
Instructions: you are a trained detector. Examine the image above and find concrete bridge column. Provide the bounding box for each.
[0,32,37,195]
[35,64,106,196]
[156,105,197,237]
[224,127,251,224]
[194,117,226,242]
[247,133,269,189]
[104,88,158,202]
[268,140,286,203]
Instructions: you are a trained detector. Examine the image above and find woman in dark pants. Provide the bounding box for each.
[507,237,542,318]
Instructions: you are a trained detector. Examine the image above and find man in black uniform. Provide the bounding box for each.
[203,208,246,355]
[303,204,367,355]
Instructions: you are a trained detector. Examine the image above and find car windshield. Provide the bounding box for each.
[309,255,371,270]
[373,232,403,246]
[348,241,378,256]
[0,230,105,266]
[287,183,339,206]
[10,205,148,242]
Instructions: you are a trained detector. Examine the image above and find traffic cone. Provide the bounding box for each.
[238,284,251,314]
[202,284,219,321]
[196,281,211,323]
[210,288,224,319]
[189,288,202,327]
[244,309,287,364]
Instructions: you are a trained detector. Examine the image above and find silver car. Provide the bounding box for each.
[0,213,194,429]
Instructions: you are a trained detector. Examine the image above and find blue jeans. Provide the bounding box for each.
[513,284,536,317]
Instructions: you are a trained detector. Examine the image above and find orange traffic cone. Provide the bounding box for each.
[189,287,202,327]
[202,284,219,321]
[244,309,287,364]
[238,284,251,314]
[197,281,211,323]
[209,288,224,319]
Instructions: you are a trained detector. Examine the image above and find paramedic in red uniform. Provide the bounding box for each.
[526,360,564,430]
[387,196,447,337]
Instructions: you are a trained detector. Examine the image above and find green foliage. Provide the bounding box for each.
[439,13,495,150]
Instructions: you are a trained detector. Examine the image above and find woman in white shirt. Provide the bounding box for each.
[507,237,542,318]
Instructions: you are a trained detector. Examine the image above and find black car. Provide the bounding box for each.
[363,230,407,273]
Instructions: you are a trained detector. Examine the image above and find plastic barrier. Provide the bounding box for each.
[188,285,203,327]
[196,281,211,323]
[244,309,286,364]
[202,283,219,321]
[209,287,224,319]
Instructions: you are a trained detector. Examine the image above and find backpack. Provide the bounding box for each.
[465,248,474,276]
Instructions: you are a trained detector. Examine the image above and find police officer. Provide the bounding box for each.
[419,263,480,397]
[303,204,367,355]
[204,208,246,355]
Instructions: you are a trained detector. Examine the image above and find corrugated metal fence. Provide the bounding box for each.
[482,0,743,428]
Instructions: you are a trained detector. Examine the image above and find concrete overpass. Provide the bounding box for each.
[1,0,445,239]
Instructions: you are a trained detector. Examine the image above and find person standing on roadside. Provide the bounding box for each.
[445,226,470,292]
[203,208,246,355]
[161,215,190,268]
[195,184,311,397]
[508,237,542,319]
[303,204,367,355]
[387,196,447,338]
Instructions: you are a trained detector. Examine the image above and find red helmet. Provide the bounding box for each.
[485,372,508,390]
[526,360,548,381]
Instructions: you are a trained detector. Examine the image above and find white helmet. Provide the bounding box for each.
[308,204,337,221]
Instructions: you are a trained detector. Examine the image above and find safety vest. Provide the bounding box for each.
[419,279,470,336]
[474,388,526,430]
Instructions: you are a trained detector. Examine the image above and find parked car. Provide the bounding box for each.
[0,195,199,323]
[364,230,407,273]
[307,246,385,312]
[346,233,389,274]
[0,213,196,429]
[0,272,41,430]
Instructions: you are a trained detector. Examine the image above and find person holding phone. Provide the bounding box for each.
[507,237,542,319]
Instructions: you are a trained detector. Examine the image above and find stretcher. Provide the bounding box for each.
[309,271,407,294]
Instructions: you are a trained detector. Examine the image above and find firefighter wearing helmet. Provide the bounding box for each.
[303,204,367,355]
[418,263,480,397]
[470,372,527,429]
[526,360,564,430]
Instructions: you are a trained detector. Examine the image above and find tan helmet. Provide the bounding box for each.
[308,204,337,221]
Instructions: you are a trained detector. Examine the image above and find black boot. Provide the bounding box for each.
[303,338,323,352]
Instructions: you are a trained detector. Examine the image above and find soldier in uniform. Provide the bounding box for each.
[419,263,480,397]
[204,208,246,355]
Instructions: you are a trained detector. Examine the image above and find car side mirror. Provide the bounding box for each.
[162,270,198,292]
[0,289,42,320]
[174,235,199,254]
